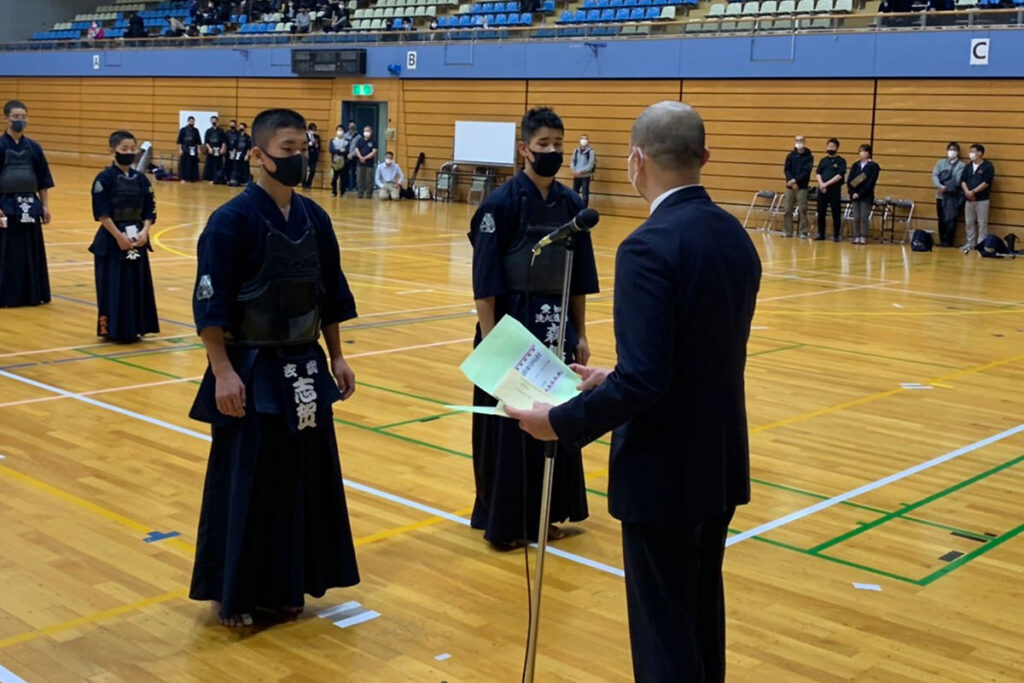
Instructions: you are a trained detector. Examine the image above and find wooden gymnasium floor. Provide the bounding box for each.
[1,165,1024,683]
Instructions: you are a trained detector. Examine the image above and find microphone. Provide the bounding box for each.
[532,208,600,255]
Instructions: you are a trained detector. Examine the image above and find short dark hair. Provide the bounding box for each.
[239,122,247,129]
[3,100,27,116]
[348,119,356,126]
[385,150,394,157]
[971,143,985,155]
[947,141,960,152]
[187,116,195,122]
[859,143,873,155]
[210,115,218,121]
[521,107,563,144]
[109,130,136,148]
[229,119,237,125]
[308,122,317,131]
[251,108,306,148]
[827,138,840,148]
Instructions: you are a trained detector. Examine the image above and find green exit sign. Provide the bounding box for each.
[352,84,374,96]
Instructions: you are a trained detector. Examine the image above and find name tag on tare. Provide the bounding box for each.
[125,224,139,240]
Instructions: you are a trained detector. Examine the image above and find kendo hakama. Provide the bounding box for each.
[177,125,202,182]
[203,126,226,183]
[0,131,53,307]
[88,165,160,342]
[467,171,599,545]
[188,182,360,618]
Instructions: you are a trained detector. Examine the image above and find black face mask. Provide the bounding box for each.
[260,149,307,187]
[10,120,27,133]
[827,149,837,156]
[529,150,563,178]
[115,152,136,167]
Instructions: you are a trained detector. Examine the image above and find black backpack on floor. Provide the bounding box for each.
[910,229,933,252]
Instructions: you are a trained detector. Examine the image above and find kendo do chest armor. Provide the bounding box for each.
[0,148,39,195]
[228,216,323,347]
[110,173,144,225]
[502,191,574,296]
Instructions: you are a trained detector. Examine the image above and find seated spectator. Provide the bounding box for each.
[127,12,146,37]
[87,21,105,40]
[295,8,312,32]
[375,151,406,200]
[186,23,201,37]
[167,16,187,36]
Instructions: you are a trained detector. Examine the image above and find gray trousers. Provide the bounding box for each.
[964,199,990,247]
[357,166,374,197]
[782,187,809,235]
[851,199,872,238]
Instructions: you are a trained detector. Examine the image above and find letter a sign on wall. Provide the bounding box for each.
[970,38,990,66]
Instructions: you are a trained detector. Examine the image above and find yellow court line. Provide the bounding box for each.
[0,507,475,651]
[750,350,1024,434]
[151,225,195,259]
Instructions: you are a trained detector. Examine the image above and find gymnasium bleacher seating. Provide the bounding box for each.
[24,0,1024,43]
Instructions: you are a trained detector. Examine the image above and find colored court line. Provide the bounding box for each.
[0,663,27,683]
[0,343,202,372]
[376,411,463,430]
[919,520,1024,585]
[354,506,474,546]
[748,343,805,358]
[809,454,1024,554]
[750,335,961,371]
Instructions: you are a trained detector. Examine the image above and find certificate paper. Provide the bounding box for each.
[453,315,581,417]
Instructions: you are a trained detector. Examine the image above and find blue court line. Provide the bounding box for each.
[49,293,195,330]
[143,531,182,543]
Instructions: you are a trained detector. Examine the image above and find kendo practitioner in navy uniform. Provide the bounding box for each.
[467,106,599,549]
[224,120,240,185]
[0,100,54,308]
[177,116,202,183]
[203,115,227,184]
[188,108,360,627]
[228,122,253,186]
[89,130,160,343]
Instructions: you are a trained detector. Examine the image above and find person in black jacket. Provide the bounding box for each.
[815,138,847,242]
[782,135,813,237]
[960,143,995,252]
[508,101,761,683]
[847,143,880,245]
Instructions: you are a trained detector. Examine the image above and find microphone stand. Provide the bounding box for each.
[524,233,575,683]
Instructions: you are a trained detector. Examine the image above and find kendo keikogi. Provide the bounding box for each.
[0,126,54,308]
[89,162,160,342]
[177,121,202,182]
[468,169,600,547]
[228,127,252,186]
[203,123,227,184]
[188,182,360,620]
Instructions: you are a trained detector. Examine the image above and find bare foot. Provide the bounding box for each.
[547,525,568,541]
[214,605,253,628]
[282,606,304,618]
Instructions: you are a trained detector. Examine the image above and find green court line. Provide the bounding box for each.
[750,334,961,370]
[353,380,453,407]
[376,411,462,430]
[919,520,1024,586]
[748,343,806,358]
[808,453,1024,554]
[727,528,921,585]
[74,348,184,380]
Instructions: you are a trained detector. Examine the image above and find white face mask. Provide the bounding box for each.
[794,142,805,151]
[337,132,343,139]
[385,159,393,166]
[363,131,371,139]
[969,151,978,161]
[580,138,588,147]
[947,150,957,159]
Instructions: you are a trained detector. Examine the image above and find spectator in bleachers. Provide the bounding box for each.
[127,12,146,38]
[167,16,187,36]
[960,143,994,252]
[178,117,202,182]
[932,142,964,248]
[187,23,202,37]
[847,143,879,245]
[781,134,813,238]
[355,125,378,199]
[203,116,227,184]
[88,21,105,40]
[189,0,200,19]
[570,134,596,207]
[375,151,406,200]
[295,8,313,32]
[815,137,846,242]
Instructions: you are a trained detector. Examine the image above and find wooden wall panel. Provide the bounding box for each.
[527,79,680,219]
[874,79,1024,237]
[684,79,877,214]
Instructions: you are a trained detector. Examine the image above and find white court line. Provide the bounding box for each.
[0,377,201,409]
[346,338,474,359]
[758,282,896,303]
[0,662,28,683]
[727,421,1024,547]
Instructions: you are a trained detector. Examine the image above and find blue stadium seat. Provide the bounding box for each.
[471,3,483,12]
[600,8,616,20]
[495,2,506,11]
[482,2,494,12]
[508,1,520,10]
[574,9,588,21]
[615,8,630,19]
[542,0,556,11]
[610,0,624,7]
[458,14,472,25]
[624,0,638,6]
[586,9,602,21]
[494,13,507,24]
[483,13,495,23]
[521,12,533,23]
[629,7,645,18]
[558,9,572,21]
[645,7,661,18]
[597,0,610,7]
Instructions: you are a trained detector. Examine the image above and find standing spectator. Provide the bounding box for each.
[847,143,880,245]
[354,125,378,199]
[931,142,965,248]
[88,21,105,40]
[302,122,321,189]
[814,137,846,242]
[781,134,813,238]
[960,143,994,252]
[375,151,405,200]
[570,134,596,207]
[345,120,359,193]
[329,124,348,196]
[128,12,146,37]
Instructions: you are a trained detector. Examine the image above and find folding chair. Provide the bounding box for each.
[743,190,779,230]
